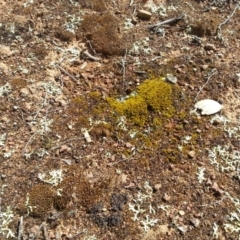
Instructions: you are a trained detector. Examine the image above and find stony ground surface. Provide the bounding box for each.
[0,0,240,239]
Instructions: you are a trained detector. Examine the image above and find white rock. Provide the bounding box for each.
[194,99,222,115]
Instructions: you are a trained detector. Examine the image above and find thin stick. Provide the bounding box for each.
[82,50,101,61]
[194,68,218,102]
[129,0,134,6]
[199,196,227,207]
[22,131,38,156]
[236,162,240,181]
[111,144,145,166]
[56,64,79,83]
[122,49,127,82]
[149,14,185,30]
[87,40,97,55]
[33,91,48,121]
[17,216,23,240]
[49,137,85,151]
[151,56,161,61]
[41,222,50,240]
[216,2,240,44]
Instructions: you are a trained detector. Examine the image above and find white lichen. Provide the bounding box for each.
[38,118,53,135]
[41,81,62,96]
[0,206,15,239]
[38,169,63,186]
[63,13,82,34]
[0,133,6,147]
[224,209,240,234]
[23,0,34,8]
[124,18,134,31]
[141,215,158,232]
[129,181,159,232]
[182,135,192,144]
[158,204,170,215]
[212,222,219,239]
[197,167,206,184]
[130,37,152,55]
[208,145,240,172]
[0,83,11,97]
[3,150,14,159]
[129,203,145,221]
[210,114,230,126]
[117,116,128,131]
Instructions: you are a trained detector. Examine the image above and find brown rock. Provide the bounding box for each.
[163,193,171,202]
[179,210,185,216]
[154,183,162,191]
[204,43,216,51]
[158,224,169,234]
[188,150,196,158]
[190,218,201,227]
[137,10,152,20]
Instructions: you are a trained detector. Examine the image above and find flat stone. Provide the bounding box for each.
[137,10,152,20]
[190,218,201,227]
[158,224,169,234]
[20,88,30,95]
[166,74,178,84]
[58,99,67,107]
[200,65,208,70]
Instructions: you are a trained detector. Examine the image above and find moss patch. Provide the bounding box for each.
[80,13,126,56]
[28,184,55,217]
[107,78,175,126]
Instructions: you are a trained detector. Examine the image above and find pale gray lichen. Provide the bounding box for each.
[130,37,152,56]
[0,133,6,147]
[197,167,206,184]
[0,206,15,239]
[0,83,11,97]
[128,181,159,232]
[38,169,63,186]
[208,145,240,172]
[41,81,62,96]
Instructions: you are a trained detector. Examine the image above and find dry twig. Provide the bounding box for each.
[194,68,218,102]
[149,14,185,30]
[216,1,240,44]
[111,144,145,166]
[22,132,38,157]
[17,216,23,240]
[33,91,48,121]
[57,64,79,83]
[50,137,85,151]
[40,222,50,240]
[121,49,128,82]
[82,50,101,61]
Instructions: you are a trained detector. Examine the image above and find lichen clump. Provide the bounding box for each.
[108,78,175,126]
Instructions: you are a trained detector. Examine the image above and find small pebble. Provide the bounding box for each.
[188,150,196,158]
[137,10,152,20]
[179,210,185,216]
[190,218,201,227]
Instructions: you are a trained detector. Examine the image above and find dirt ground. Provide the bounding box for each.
[0,0,240,239]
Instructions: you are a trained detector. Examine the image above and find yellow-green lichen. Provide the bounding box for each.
[108,95,148,126]
[107,78,175,126]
